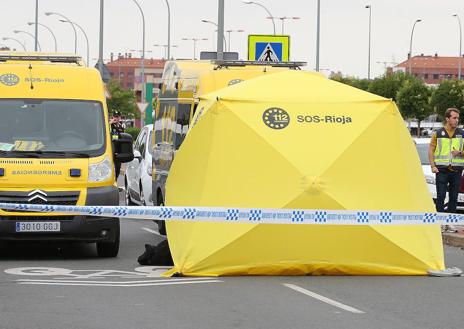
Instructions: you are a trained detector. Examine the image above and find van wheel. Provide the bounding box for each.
[96,225,120,257]
[157,197,166,236]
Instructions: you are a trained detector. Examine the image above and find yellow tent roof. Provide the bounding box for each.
[201,70,387,103]
[196,65,289,96]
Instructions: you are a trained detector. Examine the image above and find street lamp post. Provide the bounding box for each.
[34,0,39,51]
[59,19,89,65]
[164,0,171,60]
[182,38,208,60]
[154,44,178,59]
[131,0,146,103]
[217,0,225,60]
[409,18,422,75]
[14,30,42,51]
[201,20,227,52]
[2,37,27,51]
[453,14,462,80]
[27,22,57,52]
[365,5,372,80]
[316,0,321,71]
[243,1,275,35]
[225,29,244,52]
[45,12,77,53]
[97,0,104,77]
[130,49,152,56]
[266,16,300,35]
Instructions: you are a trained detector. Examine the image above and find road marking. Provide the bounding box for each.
[17,277,216,284]
[6,266,174,279]
[283,283,365,314]
[18,279,222,287]
[142,227,161,236]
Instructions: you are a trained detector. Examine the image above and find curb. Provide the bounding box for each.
[442,233,464,249]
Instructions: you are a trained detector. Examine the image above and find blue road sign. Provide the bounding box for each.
[255,42,283,62]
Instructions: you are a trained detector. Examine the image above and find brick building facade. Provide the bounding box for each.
[106,54,165,96]
[394,54,464,85]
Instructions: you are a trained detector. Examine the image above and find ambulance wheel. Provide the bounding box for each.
[157,196,166,236]
[158,220,166,236]
[96,225,120,257]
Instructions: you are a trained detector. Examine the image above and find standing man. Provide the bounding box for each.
[110,111,125,178]
[428,108,464,213]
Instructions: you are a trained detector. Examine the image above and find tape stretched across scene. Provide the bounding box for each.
[0,202,462,225]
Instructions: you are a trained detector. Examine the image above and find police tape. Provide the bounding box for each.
[0,202,463,225]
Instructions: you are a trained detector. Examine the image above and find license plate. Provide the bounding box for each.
[15,222,61,232]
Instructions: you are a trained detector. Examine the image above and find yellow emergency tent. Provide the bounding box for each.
[195,65,293,96]
[164,70,444,276]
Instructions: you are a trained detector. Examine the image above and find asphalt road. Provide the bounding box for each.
[1,185,464,328]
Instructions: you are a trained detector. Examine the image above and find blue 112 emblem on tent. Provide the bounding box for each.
[263,108,290,129]
[256,42,282,62]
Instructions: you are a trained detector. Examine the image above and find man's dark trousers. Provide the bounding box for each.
[435,169,463,212]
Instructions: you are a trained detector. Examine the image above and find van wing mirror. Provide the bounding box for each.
[113,132,134,163]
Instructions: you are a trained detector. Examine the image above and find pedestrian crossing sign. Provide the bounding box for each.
[248,35,290,62]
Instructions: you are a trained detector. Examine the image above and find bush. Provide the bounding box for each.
[125,127,141,141]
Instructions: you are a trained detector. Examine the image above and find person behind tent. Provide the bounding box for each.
[110,110,125,178]
[428,108,464,213]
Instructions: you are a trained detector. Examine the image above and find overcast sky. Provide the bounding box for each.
[2,0,464,78]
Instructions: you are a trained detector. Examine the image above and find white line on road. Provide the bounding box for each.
[142,227,161,235]
[18,279,222,287]
[17,277,216,284]
[283,283,365,314]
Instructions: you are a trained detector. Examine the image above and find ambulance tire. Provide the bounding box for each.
[157,196,166,236]
[158,221,166,236]
[96,223,120,257]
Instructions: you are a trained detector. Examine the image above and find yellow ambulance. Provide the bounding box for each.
[0,53,134,257]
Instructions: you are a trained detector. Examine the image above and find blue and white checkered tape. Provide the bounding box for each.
[0,202,463,225]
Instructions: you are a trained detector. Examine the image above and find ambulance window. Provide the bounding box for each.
[175,104,190,149]
[154,102,165,145]
[0,99,105,156]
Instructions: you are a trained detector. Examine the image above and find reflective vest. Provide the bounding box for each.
[433,127,464,168]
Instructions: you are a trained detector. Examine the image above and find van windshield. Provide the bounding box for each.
[0,99,106,157]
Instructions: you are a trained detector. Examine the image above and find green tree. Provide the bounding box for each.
[396,79,433,136]
[367,72,413,101]
[429,79,464,120]
[106,79,138,118]
[330,75,370,91]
